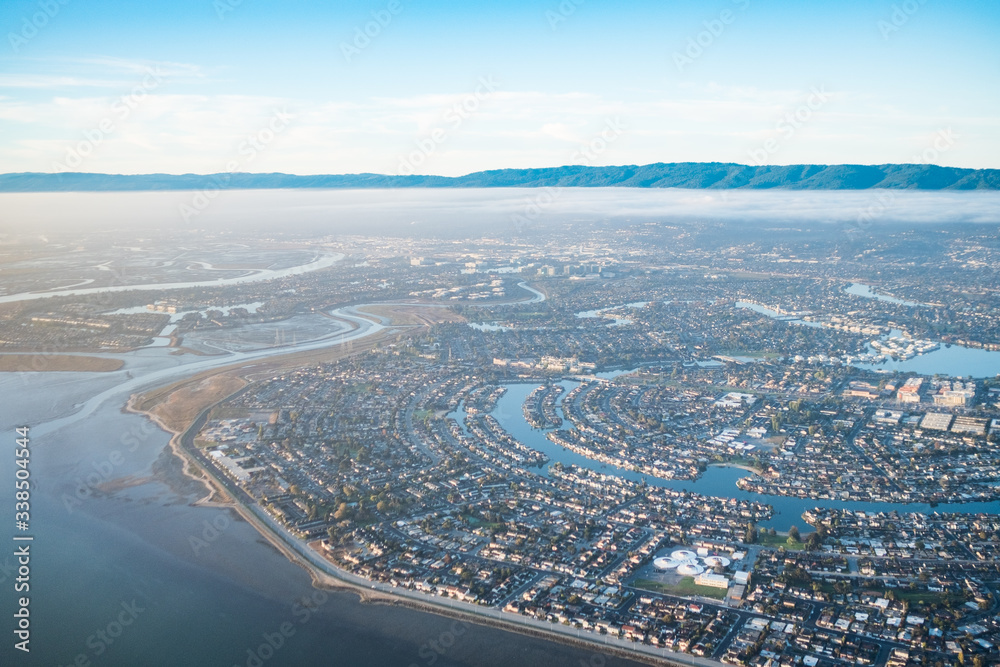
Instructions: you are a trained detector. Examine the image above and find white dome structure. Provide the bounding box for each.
[653,557,678,571]
[670,549,697,562]
[653,546,734,579]
[677,563,705,576]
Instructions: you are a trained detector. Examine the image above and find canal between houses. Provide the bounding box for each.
[450,381,1000,531]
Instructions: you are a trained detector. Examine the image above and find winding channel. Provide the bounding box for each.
[0,252,344,304]
[22,273,999,521]
[26,280,545,437]
[3,272,995,664]
[480,382,1000,530]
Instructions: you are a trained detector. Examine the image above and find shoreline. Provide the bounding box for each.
[116,288,727,667]
[708,462,760,475]
[125,389,239,507]
[130,386,708,667]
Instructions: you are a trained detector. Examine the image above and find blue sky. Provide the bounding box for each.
[0,0,997,174]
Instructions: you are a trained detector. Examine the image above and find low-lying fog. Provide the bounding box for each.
[1,187,997,236]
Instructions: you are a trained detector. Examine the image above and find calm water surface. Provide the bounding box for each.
[485,383,1000,531]
[0,363,643,666]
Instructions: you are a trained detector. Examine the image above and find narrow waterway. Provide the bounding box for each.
[3,283,645,666]
[0,253,344,304]
[844,282,926,307]
[478,382,1000,530]
[739,296,1000,377]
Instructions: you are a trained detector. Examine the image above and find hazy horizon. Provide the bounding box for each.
[1,188,997,237]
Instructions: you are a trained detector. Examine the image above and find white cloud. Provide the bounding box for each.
[0,75,129,89]
[0,79,997,174]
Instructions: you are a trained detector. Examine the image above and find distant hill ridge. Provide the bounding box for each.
[1,163,998,192]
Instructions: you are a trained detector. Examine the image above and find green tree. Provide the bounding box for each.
[805,532,822,550]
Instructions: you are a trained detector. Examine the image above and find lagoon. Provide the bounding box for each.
[735,301,823,328]
[844,282,925,307]
[856,340,1000,378]
[485,382,1000,530]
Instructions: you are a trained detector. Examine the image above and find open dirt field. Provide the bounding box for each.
[357,304,464,326]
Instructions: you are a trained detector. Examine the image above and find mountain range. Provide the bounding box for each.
[1,163,998,192]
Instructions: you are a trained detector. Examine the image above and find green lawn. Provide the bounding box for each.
[887,589,967,607]
[633,577,728,600]
[462,515,504,531]
[716,350,780,360]
[757,532,807,551]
